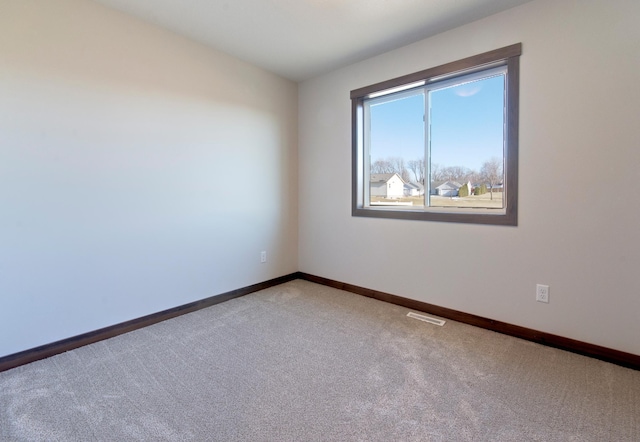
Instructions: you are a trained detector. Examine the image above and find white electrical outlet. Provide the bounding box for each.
[536,284,549,303]
[260,251,267,263]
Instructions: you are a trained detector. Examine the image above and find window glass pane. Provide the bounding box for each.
[368,92,425,207]
[428,74,505,209]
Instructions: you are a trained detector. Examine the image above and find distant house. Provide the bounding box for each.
[370,173,405,198]
[403,181,424,197]
[489,183,504,192]
[431,181,462,197]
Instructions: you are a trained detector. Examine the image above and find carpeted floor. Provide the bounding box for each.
[1,280,638,441]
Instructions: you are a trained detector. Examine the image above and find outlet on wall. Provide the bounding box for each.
[536,284,549,303]
[260,251,267,263]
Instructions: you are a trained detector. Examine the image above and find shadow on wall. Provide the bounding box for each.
[0,0,298,358]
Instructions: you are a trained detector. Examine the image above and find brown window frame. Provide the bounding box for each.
[351,44,521,226]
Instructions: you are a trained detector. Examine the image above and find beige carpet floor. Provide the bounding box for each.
[1,279,638,441]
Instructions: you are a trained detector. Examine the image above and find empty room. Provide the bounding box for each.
[1,0,639,440]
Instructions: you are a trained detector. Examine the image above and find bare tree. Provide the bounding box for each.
[464,170,481,185]
[371,157,410,182]
[389,157,411,182]
[430,162,444,182]
[371,159,394,174]
[480,158,503,200]
[442,165,471,183]
[408,158,425,184]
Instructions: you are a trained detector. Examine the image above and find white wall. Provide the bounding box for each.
[299,0,640,355]
[0,0,298,357]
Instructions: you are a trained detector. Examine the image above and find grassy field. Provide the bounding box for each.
[372,192,504,209]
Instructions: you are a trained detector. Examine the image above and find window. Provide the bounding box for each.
[351,44,521,225]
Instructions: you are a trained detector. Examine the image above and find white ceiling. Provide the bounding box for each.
[92,0,532,82]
